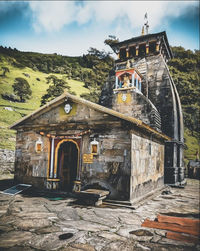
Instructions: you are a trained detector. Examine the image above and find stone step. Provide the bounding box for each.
[76,189,110,206]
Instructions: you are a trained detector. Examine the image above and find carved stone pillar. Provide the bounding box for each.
[164,141,179,185]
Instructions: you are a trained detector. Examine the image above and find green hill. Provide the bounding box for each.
[0,54,90,150]
[168,47,199,162]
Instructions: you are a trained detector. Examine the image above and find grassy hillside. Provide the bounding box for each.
[168,47,199,163]
[0,55,89,150]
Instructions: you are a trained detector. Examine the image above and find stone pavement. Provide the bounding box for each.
[0,179,199,251]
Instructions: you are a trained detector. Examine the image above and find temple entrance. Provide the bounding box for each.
[57,141,79,191]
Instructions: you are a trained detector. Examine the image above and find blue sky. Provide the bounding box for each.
[0,1,199,56]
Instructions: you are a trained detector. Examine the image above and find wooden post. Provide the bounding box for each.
[136,45,139,56]
[146,43,149,54]
[50,137,55,178]
[126,48,129,58]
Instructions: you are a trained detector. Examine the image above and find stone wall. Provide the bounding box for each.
[112,89,161,131]
[130,133,165,202]
[14,131,49,188]
[81,128,131,200]
[0,149,15,175]
[13,99,165,202]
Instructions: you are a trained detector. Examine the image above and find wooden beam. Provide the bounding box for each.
[142,218,199,236]
[157,214,200,228]
[166,231,200,244]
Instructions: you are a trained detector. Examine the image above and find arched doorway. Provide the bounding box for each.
[57,140,79,191]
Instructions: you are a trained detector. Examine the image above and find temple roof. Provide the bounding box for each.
[111,31,173,59]
[10,91,170,141]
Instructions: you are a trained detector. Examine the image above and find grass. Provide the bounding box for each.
[184,128,199,164]
[0,56,89,150]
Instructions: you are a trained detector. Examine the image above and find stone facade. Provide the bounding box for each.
[130,134,164,201]
[112,89,161,131]
[11,30,181,203]
[102,31,185,186]
[11,92,167,202]
[0,149,15,175]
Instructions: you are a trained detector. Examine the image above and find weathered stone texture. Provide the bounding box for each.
[0,179,199,250]
[130,134,164,201]
[81,128,131,200]
[112,89,161,131]
[0,149,15,175]
[14,131,48,187]
[13,97,166,202]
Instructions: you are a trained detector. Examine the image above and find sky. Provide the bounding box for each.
[0,1,199,56]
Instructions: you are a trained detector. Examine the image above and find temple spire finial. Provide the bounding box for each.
[141,26,145,36]
[144,12,149,34]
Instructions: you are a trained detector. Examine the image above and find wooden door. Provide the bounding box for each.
[57,141,78,191]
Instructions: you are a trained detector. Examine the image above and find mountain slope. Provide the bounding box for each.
[0,54,89,150]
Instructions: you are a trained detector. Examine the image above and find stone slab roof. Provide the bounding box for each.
[111,31,173,59]
[10,91,170,141]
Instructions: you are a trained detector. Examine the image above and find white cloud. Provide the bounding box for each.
[29,1,78,32]
[28,1,198,33]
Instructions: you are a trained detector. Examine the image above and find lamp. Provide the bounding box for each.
[90,138,99,155]
[35,137,43,153]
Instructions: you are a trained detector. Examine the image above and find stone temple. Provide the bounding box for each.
[10,30,185,204]
[100,31,185,187]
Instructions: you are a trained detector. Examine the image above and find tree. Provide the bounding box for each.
[12,77,32,102]
[80,84,101,103]
[1,66,10,77]
[40,75,74,106]
[104,35,119,46]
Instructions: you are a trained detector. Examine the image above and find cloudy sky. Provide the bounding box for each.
[0,1,199,56]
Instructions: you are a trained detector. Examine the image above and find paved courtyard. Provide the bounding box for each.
[0,179,199,251]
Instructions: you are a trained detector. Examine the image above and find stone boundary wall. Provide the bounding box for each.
[0,149,15,175]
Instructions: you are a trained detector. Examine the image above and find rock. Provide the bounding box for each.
[69,243,95,251]
[0,149,15,175]
[29,231,85,250]
[98,232,127,241]
[135,243,151,250]
[161,188,172,195]
[4,247,36,251]
[35,225,61,234]
[154,230,166,237]
[58,208,80,221]
[23,73,30,78]
[158,237,195,247]
[60,220,110,232]
[4,107,13,111]
[14,218,51,231]
[0,231,33,248]
[150,235,162,243]
[102,240,135,251]
[129,229,154,236]
[0,224,14,233]
[118,213,141,225]
[87,207,120,228]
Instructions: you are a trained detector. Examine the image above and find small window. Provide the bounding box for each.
[35,138,43,153]
[90,139,99,155]
[149,42,156,54]
[129,46,136,57]
[139,44,146,57]
[92,145,98,154]
[120,48,126,59]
